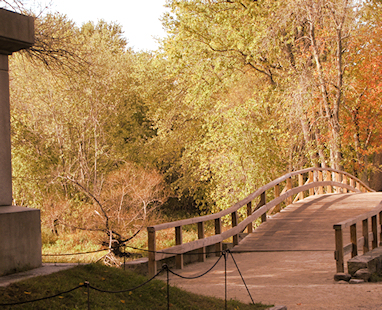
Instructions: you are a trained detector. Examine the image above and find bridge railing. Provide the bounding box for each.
[333,201,382,273]
[148,167,374,276]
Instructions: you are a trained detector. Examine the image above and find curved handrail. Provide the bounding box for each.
[147,167,374,275]
[150,167,373,231]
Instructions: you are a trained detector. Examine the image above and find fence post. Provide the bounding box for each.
[363,219,369,254]
[175,226,183,269]
[247,201,253,233]
[215,217,222,256]
[232,211,239,246]
[334,225,344,273]
[198,222,206,262]
[148,227,157,277]
[372,215,378,249]
[350,224,358,258]
[350,178,355,191]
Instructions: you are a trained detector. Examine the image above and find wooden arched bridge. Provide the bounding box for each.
[147,167,382,281]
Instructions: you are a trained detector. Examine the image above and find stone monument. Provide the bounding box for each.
[0,8,42,275]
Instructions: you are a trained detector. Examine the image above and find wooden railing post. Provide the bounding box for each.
[336,172,341,193]
[259,192,266,222]
[298,174,304,200]
[380,211,382,246]
[215,218,222,256]
[309,171,314,196]
[327,170,333,193]
[372,215,378,249]
[286,178,292,205]
[274,184,280,213]
[232,211,239,246]
[356,182,361,191]
[175,226,183,269]
[334,226,344,273]
[198,222,206,262]
[350,224,358,258]
[247,201,253,233]
[363,219,369,254]
[342,175,348,193]
[318,170,323,195]
[350,178,355,189]
[148,227,156,277]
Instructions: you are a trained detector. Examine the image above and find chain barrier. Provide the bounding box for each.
[0,284,85,306]
[5,248,256,309]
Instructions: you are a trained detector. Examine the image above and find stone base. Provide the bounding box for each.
[347,247,382,276]
[0,206,42,276]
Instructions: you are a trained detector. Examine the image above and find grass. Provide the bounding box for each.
[0,264,272,309]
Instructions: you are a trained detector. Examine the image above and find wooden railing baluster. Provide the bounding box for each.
[286,178,292,205]
[274,184,280,213]
[298,174,304,200]
[259,192,266,222]
[327,170,333,193]
[175,226,183,269]
[318,170,323,194]
[215,218,222,256]
[232,211,239,246]
[198,222,205,262]
[334,225,344,273]
[363,219,369,253]
[350,223,357,258]
[372,215,378,249]
[309,171,314,196]
[247,201,253,233]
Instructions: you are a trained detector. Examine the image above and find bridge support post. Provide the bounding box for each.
[334,226,344,273]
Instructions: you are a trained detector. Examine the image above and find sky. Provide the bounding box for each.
[39,0,169,52]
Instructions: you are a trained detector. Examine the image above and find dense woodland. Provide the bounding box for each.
[2,0,382,250]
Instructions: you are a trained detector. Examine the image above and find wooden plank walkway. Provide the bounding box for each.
[233,192,382,253]
[163,192,382,310]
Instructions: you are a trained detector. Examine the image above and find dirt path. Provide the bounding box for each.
[160,251,382,310]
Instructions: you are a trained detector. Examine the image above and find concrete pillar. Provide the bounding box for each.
[0,8,42,276]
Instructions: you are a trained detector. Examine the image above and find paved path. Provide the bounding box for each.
[161,193,382,310]
[0,263,79,287]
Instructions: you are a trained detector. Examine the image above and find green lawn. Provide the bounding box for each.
[0,264,272,309]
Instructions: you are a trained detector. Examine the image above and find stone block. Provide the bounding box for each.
[353,268,371,282]
[348,247,382,275]
[334,273,351,282]
[349,278,365,284]
[0,8,34,54]
[0,206,42,276]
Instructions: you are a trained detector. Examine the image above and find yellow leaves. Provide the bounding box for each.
[120,299,126,303]
[24,291,32,295]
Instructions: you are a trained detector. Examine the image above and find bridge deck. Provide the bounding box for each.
[163,192,382,310]
[233,192,382,253]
